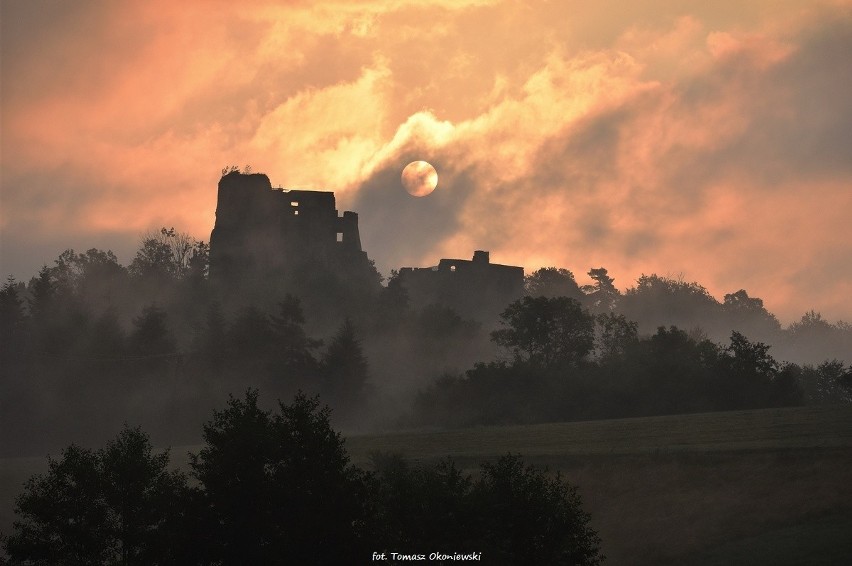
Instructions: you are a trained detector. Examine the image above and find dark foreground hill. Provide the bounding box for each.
[2,404,850,564]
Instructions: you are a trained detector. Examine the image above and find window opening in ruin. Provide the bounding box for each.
[294,210,299,216]
[337,232,343,242]
[291,201,299,207]
[450,265,457,272]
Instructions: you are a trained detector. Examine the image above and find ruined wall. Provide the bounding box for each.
[398,251,524,323]
[209,172,377,309]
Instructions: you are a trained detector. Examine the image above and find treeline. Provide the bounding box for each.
[3,391,603,566]
[524,267,852,365]
[0,231,487,455]
[410,296,851,428]
[2,231,851,454]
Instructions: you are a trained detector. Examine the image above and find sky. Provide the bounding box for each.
[1,0,851,324]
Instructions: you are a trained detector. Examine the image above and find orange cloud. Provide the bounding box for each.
[1,0,850,325]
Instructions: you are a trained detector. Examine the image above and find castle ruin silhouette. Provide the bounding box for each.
[209,171,523,320]
[398,251,524,320]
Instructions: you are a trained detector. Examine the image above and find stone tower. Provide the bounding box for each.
[209,171,378,303]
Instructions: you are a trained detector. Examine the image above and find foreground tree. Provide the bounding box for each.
[473,454,603,565]
[98,427,191,565]
[5,445,111,565]
[190,389,366,565]
[6,390,605,565]
[368,453,603,565]
[4,426,188,565]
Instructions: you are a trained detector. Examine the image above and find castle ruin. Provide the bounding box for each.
[397,251,524,321]
[209,172,379,303]
[209,171,524,322]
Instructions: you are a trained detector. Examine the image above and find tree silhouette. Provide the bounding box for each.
[129,228,203,282]
[4,426,188,565]
[367,453,603,565]
[366,454,474,551]
[492,296,595,367]
[723,290,780,327]
[269,295,322,378]
[472,454,603,565]
[0,275,26,356]
[51,248,129,310]
[583,267,619,311]
[621,274,720,334]
[322,317,369,412]
[98,427,189,565]
[5,445,111,564]
[525,267,584,300]
[129,305,175,359]
[190,390,366,565]
[594,312,638,361]
[189,389,274,564]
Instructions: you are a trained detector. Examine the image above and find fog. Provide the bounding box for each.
[1,184,849,457]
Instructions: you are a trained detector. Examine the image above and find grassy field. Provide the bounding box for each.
[3,404,851,564]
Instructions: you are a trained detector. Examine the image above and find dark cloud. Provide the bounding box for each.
[351,144,479,273]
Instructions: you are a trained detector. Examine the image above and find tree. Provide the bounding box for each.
[194,301,227,370]
[789,310,833,338]
[129,227,206,282]
[190,390,367,565]
[226,305,275,361]
[366,452,603,565]
[784,311,852,364]
[472,454,603,565]
[0,275,27,355]
[98,426,190,565]
[366,454,475,551]
[723,290,779,326]
[51,248,129,306]
[614,326,721,417]
[26,265,86,357]
[713,331,782,409]
[594,312,638,361]
[269,295,321,379]
[129,304,176,359]
[189,390,274,564]
[5,445,112,565]
[491,296,595,367]
[27,265,61,323]
[128,232,174,282]
[322,317,369,411]
[621,274,720,333]
[4,426,189,565]
[582,268,619,311]
[370,269,411,333]
[797,359,851,404]
[525,267,584,300]
[83,308,128,375]
[725,331,778,379]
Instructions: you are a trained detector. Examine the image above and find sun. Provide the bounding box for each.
[401,161,438,197]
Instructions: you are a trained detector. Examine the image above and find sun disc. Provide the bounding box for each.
[401,161,438,197]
